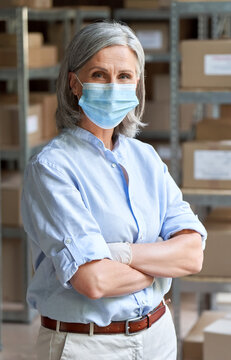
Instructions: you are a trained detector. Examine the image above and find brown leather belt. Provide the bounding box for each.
[41,301,166,336]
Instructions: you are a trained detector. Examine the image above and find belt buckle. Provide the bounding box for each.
[125,315,143,336]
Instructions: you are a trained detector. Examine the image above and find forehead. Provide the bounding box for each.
[83,45,138,70]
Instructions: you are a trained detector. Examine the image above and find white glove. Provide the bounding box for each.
[108,242,132,265]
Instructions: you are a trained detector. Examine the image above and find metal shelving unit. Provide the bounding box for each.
[113,9,171,63]
[170,2,231,359]
[114,8,173,140]
[0,5,110,325]
[113,7,200,143]
[113,9,171,67]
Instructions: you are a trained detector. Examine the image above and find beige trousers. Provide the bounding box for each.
[36,306,176,360]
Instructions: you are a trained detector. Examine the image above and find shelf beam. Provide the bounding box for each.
[0,65,60,80]
[175,1,231,15]
[182,188,231,207]
[179,276,231,293]
[114,8,170,21]
[178,90,231,104]
[145,53,170,63]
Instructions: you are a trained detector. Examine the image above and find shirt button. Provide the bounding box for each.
[142,300,146,305]
[139,233,143,240]
[65,238,72,244]
[111,163,117,168]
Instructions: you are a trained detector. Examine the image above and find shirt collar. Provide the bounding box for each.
[65,126,123,156]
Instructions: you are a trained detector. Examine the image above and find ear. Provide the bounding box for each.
[69,72,79,96]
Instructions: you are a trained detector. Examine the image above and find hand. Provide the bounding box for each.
[107,242,132,265]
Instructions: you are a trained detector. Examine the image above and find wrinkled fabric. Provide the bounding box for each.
[21,126,207,324]
[36,306,177,360]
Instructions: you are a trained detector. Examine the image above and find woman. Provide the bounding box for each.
[21,21,206,360]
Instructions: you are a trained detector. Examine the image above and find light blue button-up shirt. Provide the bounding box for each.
[21,126,206,325]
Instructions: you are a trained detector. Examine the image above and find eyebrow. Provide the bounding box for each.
[88,66,135,74]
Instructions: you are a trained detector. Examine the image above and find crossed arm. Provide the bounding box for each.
[70,230,203,299]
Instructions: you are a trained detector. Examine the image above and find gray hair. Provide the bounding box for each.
[56,20,146,138]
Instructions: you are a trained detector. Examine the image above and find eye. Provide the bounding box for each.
[119,73,132,80]
[92,71,104,79]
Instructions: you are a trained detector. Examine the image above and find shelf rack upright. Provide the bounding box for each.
[170,2,231,359]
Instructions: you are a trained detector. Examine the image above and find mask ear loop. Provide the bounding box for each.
[75,75,83,101]
[75,74,83,87]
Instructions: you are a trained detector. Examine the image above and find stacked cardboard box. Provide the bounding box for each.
[2,237,23,302]
[0,103,43,148]
[0,32,58,68]
[130,22,169,53]
[143,74,196,132]
[1,171,24,303]
[182,141,231,190]
[0,92,57,147]
[198,221,231,277]
[1,171,23,303]
[204,318,231,360]
[158,0,171,7]
[124,0,159,8]
[196,118,231,141]
[0,0,52,8]
[0,33,43,47]
[1,171,22,227]
[124,0,172,8]
[30,92,58,140]
[206,207,231,223]
[221,105,231,119]
[179,0,230,2]
[183,311,226,360]
[181,40,231,88]
[196,207,231,278]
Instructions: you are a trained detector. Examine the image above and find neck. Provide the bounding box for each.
[79,117,114,150]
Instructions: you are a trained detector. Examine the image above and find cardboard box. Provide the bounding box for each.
[2,237,23,302]
[0,92,57,140]
[0,103,43,147]
[124,0,159,8]
[179,0,230,2]
[1,172,22,227]
[181,40,231,88]
[182,141,231,189]
[0,0,52,8]
[130,23,169,52]
[183,310,226,360]
[221,105,231,118]
[143,101,195,132]
[158,0,171,7]
[48,21,77,61]
[145,63,169,100]
[180,103,196,131]
[196,118,231,141]
[143,101,169,131]
[0,32,43,48]
[198,222,231,277]
[30,92,57,139]
[153,74,170,101]
[0,45,57,68]
[204,318,231,360]
[206,207,231,223]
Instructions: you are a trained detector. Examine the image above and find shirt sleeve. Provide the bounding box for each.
[159,163,207,249]
[21,159,112,289]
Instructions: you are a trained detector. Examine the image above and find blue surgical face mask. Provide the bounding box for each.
[77,78,139,129]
